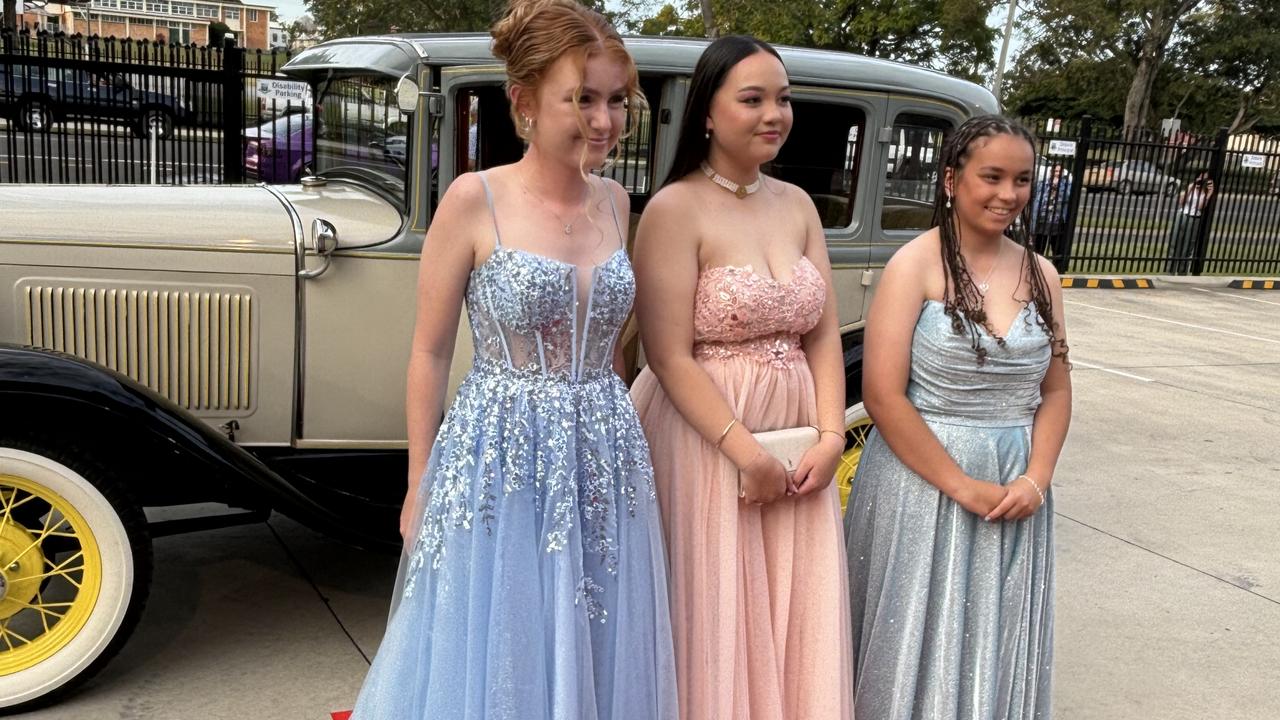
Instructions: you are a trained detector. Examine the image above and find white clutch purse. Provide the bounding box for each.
[738,426,820,497]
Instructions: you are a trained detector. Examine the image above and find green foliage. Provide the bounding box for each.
[208,20,231,46]
[304,0,507,37]
[623,0,997,81]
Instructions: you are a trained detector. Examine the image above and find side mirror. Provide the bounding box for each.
[311,217,337,255]
[300,218,337,279]
[395,75,419,114]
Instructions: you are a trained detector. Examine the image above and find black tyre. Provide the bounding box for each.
[0,437,152,714]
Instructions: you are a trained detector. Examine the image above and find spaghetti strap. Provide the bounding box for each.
[477,171,503,248]
[602,178,626,252]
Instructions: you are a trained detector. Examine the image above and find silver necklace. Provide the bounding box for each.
[971,241,1006,296]
[521,173,587,235]
[701,161,761,199]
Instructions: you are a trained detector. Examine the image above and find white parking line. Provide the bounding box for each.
[1192,286,1280,307]
[1070,360,1154,382]
[1065,300,1280,345]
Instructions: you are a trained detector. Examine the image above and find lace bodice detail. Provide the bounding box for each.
[692,257,826,368]
[466,247,632,382]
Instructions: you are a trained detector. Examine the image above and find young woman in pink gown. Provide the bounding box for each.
[629,35,854,720]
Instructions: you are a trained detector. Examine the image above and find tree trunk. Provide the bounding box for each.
[1122,0,1201,139]
[699,0,717,38]
[3,0,17,33]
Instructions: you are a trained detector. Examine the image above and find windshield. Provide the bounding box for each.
[315,74,410,192]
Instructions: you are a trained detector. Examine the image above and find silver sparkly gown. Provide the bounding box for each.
[351,173,677,719]
[844,299,1054,720]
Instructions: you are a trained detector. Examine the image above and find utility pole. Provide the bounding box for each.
[992,0,1018,101]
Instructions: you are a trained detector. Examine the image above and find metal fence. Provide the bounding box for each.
[0,30,309,185]
[1027,116,1280,276]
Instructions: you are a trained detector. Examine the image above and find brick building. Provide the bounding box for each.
[18,0,276,50]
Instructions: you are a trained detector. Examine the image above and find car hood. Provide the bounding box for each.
[0,185,296,251]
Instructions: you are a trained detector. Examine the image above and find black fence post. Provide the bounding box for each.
[221,36,244,184]
[1191,127,1230,276]
[1057,115,1092,274]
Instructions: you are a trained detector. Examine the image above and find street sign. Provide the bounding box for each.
[1048,140,1077,157]
[1241,154,1266,169]
[256,79,312,105]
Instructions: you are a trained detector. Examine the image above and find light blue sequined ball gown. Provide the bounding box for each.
[352,173,677,720]
[844,300,1055,720]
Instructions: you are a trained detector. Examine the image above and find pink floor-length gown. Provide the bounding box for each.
[631,256,855,720]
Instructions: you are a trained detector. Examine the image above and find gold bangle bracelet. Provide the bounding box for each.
[819,429,845,443]
[715,418,739,448]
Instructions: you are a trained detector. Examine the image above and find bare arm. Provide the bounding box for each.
[1024,258,1072,489]
[402,173,484,537]
[793,189,846,494]
[860,234,1007,516]
[634,189,788,503]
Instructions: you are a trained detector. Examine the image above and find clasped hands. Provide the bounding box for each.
[738,434,844,505]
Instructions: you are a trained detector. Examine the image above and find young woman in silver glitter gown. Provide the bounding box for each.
[349,1,676,717]
[844,115,1072,720]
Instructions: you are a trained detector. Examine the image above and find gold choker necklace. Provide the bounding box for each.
[701,162,761,199]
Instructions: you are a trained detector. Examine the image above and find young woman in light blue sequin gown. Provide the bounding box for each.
[349,2,676,718]
[844,116,1072,720]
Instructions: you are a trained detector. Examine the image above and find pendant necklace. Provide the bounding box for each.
[972,241,1005,296]
[701,161,761,199]
[521,173,587,235]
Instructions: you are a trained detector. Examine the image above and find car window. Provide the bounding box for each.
[882,113,951,231]
[600,94,656,196]
[315,74,410,189]
[765,99,866,229]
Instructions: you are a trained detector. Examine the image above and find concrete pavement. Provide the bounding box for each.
[13,280,1280,719]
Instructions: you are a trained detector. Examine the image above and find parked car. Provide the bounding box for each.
[1083,158,1179,196]
[0,33,998,712]
[0,65,191,139]
[244,111,314,182]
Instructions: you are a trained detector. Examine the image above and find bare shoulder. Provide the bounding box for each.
[890,228,941,268]
[770,178,819,211]
[599,175,631,215]
[437,171,488,216]
[642,179,697,219]
[1033,252,1061,284]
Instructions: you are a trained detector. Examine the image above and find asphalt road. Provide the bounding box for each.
[11,278,1278,720]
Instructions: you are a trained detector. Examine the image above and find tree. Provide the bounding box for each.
[208,20,231,46]
[3,0,17,33]
[1180,0,1280,134]
[626,0,997,81]
[1019,0,1204,132]
[303,0,504,38]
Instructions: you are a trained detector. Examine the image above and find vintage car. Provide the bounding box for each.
[0,33,997,711]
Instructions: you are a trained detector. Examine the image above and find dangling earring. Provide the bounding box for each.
[705,129,711,140]
[945,195,952,209]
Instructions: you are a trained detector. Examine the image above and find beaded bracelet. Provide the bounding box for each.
[1017,474,1045,505]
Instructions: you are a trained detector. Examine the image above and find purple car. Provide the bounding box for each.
[244,113,313,182]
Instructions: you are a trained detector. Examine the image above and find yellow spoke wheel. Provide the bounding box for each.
[0,477,103,673]
[837,405,875,515]
[0,445,148,712]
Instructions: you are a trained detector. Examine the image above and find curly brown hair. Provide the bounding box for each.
[933,115,1069,367]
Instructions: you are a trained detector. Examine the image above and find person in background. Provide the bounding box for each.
[1167,170,1215,274]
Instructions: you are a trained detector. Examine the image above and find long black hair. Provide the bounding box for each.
[662,35,784,188]
[934,115,1069,366]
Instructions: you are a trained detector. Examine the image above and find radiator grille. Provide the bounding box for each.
[22,284,255,412]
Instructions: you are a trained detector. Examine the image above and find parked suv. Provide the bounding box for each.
[0,64,190,138]
[0,33,997,712]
